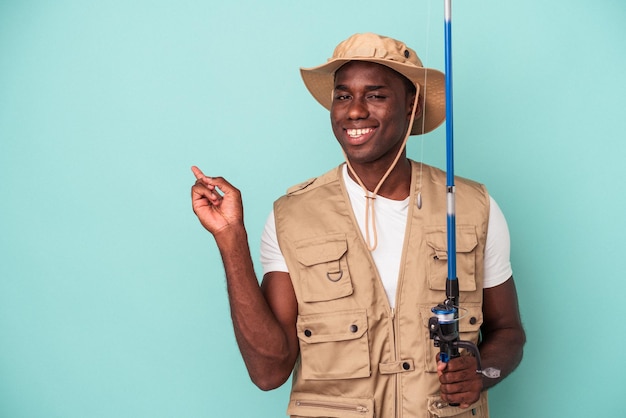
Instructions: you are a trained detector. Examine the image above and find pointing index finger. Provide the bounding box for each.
[191,165,206,180]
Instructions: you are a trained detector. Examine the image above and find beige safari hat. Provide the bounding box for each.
[300,32,446,135]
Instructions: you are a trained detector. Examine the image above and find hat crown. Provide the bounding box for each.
[330,33,423,68]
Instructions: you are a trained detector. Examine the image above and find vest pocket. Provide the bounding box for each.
[295,234,353,302]
[296,309,370,380]
[288,392,374,417]
[425,226,478,292]
[427,392,489,417]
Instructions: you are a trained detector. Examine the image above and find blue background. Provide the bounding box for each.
[1,0,625,417]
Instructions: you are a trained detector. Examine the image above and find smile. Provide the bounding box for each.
[346,128,374,138]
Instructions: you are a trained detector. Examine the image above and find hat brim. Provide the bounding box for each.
[301,58,446,135]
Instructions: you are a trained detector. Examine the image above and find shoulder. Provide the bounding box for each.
[414,160,487,195]
[283,165,343,197]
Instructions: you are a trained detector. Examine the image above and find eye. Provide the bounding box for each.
[334,94,351,101]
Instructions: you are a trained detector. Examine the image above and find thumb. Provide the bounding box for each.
[437,360,447,376]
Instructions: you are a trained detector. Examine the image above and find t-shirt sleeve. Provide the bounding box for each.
[260,210,289,276]
[483,196,513,288]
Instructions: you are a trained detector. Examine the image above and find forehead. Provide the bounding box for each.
[334,61,409,88]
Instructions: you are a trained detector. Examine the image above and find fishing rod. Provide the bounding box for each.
[443,0,456,306]
[428,0,500,386]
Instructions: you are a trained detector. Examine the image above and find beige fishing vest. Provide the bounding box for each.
[273,160,490,418]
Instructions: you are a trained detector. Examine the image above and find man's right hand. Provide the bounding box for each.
[190,166,299,390]
[191,166,244,236]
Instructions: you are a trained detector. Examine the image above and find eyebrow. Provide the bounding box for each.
[334,84,387,92]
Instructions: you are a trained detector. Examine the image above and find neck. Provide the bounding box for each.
[346,156,412,200]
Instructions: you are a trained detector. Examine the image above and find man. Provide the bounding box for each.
[191,33,525,418]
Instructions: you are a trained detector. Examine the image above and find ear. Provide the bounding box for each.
[407,94,423,120]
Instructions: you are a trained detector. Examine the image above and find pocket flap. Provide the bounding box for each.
[458,303,483,333]
[420,304,483,332]
[297,310,368,344]
[425,226,478,253]
[295,235,347,267]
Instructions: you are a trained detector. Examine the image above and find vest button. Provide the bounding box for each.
[304,329,312,337]
[402,362,410,370]
[350,325,358,333]
[469,317,477,325]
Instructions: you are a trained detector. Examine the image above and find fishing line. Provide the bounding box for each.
[416,0,434,210]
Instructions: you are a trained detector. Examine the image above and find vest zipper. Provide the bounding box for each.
[391,162,421,418]
[295,400,369,414]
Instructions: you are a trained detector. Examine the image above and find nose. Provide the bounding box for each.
[347,97,369,120]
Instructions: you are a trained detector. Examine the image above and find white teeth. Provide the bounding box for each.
[347,128,373,138]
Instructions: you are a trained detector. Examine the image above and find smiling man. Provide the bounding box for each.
[191,33,525,418]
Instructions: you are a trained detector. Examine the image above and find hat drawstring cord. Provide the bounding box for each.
[344,92,420,252]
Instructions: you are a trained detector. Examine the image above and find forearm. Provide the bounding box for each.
[214,225,294,389]
[479,277,526,391]
[478,326,525,390]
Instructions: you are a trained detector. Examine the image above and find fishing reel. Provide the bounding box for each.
[428,298,501,380]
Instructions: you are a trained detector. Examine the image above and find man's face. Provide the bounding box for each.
[331,61,416,167]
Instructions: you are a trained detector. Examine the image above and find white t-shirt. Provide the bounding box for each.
[260,165,512,307]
